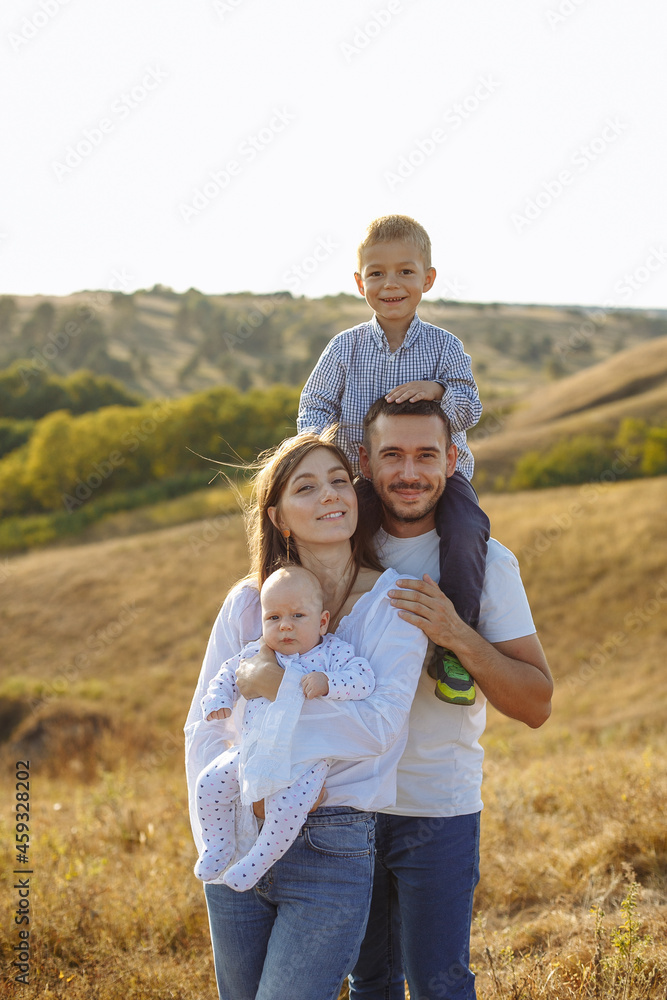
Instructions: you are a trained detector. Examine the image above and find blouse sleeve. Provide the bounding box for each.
[184,584,261,848]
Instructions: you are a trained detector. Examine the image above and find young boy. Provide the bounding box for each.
[297,214,489,705]
[194,564,375,890]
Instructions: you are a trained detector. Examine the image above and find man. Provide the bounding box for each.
[348,397,552,1000]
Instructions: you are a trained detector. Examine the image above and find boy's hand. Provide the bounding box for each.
[206,707,231,721]
[301,671,330,699]
[385,380,445,404]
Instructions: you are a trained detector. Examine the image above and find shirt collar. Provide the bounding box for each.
[370,312,423,352]
[376,526,439,546]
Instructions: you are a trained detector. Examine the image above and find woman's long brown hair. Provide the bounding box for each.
[244,431,384,618]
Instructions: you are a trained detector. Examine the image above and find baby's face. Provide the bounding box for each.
[261,577,328,655]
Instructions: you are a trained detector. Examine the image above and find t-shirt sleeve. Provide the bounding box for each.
[477,544,535,644]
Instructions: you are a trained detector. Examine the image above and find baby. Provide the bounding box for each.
[194,564,375,891]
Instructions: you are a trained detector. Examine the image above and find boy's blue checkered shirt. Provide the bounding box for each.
[297,313,481,479]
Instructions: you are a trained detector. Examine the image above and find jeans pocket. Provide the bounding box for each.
[304,821,374,858]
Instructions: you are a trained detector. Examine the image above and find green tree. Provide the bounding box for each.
[22,410,80,511]
[0,296,17,337]
[60,370,141,414]
[41,306,104,371]
[0,362,68,419]
[509,435,617,490]
[23,302,55,341]
[640,426,667,476]
[0,418,35,459]
[109,293,138,341]
[0,383,301,517]
[0,364,140,420]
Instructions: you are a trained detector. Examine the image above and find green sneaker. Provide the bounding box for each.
[432,648,475,706]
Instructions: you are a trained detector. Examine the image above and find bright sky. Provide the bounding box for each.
[2,0,667,310]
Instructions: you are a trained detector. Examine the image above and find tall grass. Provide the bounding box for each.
[1,743,664,998]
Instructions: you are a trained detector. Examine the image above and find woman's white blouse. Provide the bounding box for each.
[184,569,427,858]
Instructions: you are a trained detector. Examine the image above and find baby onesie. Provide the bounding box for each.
[195,633,375,890]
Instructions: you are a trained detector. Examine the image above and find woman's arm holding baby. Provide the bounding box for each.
[236,638,283,700]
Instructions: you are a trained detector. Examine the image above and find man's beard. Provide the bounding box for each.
[378,479,444,524]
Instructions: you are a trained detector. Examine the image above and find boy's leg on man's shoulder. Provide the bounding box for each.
[351,811,480,1000]
[428,472,489,706]
[435,472,490,629]
[432,473,490,703]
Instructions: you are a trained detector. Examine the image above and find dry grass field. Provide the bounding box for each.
[1,476,666,998]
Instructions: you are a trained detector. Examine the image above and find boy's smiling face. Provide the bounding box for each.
[355,238,436,331]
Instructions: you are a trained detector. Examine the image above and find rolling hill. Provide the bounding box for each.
[471,335,667,487]
[3,287,667,404]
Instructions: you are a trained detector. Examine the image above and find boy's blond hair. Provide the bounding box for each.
[356,214,432,271]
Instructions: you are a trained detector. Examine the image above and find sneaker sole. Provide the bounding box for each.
[434,681,476,706]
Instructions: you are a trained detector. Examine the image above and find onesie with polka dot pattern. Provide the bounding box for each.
[194,633,375,889]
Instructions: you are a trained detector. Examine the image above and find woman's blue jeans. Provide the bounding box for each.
[349,811,481,1000]
[204,806,375,1000]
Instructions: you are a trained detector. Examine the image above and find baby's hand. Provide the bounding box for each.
[301,672,330,699]
[206,708,232,721]
[385,380,445,404]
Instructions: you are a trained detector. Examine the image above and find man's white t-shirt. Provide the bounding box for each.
[374,529,536,817]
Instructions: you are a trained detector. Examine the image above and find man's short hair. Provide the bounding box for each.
[362,398,452,450]
[357,215,432,271]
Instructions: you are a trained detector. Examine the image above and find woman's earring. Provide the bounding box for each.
[282,528,291,560]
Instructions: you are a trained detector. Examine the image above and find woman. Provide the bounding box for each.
[185,432,427,1000]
